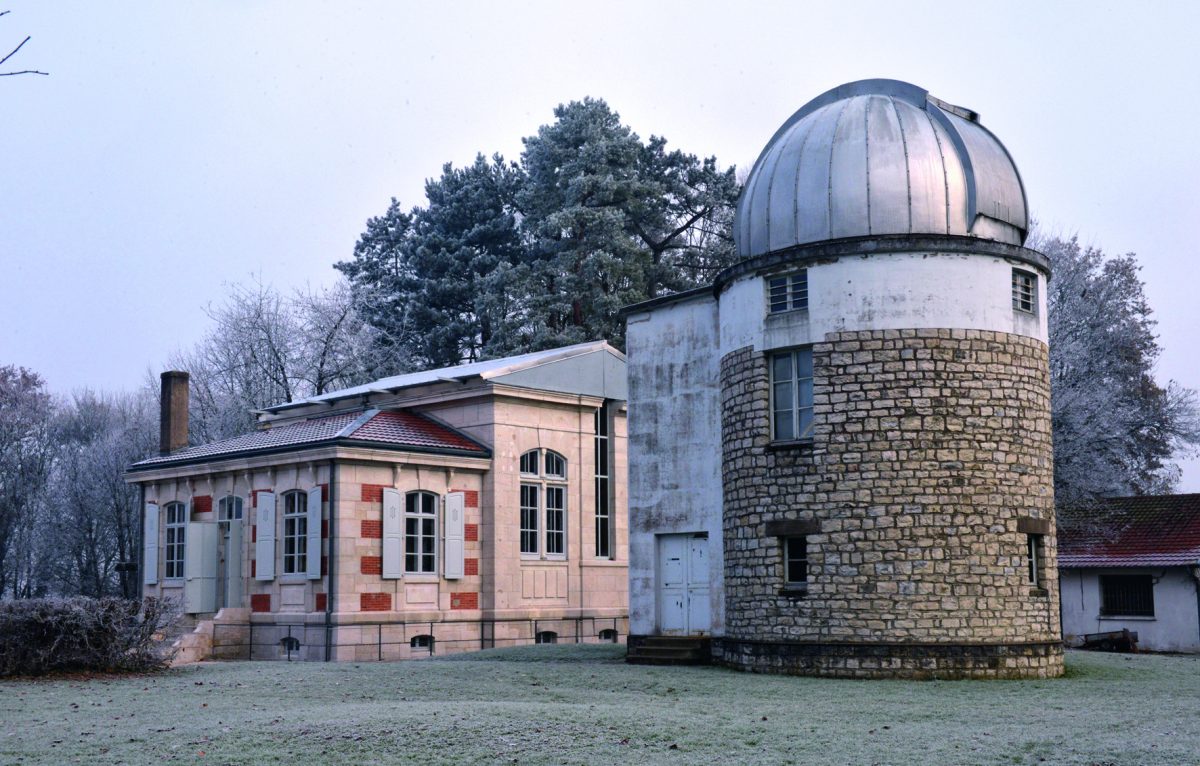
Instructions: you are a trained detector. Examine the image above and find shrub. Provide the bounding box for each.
[0,596,178,677]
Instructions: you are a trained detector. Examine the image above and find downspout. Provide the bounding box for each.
[325,460,337,661]
[137,483,145,601]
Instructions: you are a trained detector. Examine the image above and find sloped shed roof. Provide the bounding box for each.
[1058,494,1200,568]
[129,409,488,471]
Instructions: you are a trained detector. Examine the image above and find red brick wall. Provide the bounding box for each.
[361,484,387,503]
[360,593,391,611]
[361,556,382,575]
[251,594,271,613]
[361,520,382,539]
[319,483,329,501]
[192,495,212,514]
[250,560,256,578]
[464,524,479,542]
[315,593,327,611]
[451,489,480,508]
[450,592,478,610]
[464,558,479,576]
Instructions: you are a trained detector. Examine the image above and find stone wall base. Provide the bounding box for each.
[714,638,1064,679]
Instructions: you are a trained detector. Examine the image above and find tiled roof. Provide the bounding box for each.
[1058,494,1200,568]
[130,409,487,471]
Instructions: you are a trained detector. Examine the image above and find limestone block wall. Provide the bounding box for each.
[719,328,1062,678]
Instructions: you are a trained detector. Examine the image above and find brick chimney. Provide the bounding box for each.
[160,371,189,455]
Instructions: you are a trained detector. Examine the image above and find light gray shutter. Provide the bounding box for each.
[183,522,219,614]
[382,488,402,579]
[255,491,276,581]
[444,491,465,580]
[142,503,159,586]
[306,486,322,580]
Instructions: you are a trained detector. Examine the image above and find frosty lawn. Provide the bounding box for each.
[2,647,1197,765]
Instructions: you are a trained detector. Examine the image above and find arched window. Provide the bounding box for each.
[519,450,567,559]
[164,502,187,579]
[405,491,438,574]
[217,495,243,529]
[282,491,308,575]
[598,628,618,643]
[410,634,434,652]
[535,631,558,645]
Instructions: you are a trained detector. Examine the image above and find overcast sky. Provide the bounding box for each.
[2,1,1198,488]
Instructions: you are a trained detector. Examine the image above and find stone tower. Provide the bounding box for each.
[624,79,1062,679]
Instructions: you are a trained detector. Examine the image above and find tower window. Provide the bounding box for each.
[770,348,814,441]
[767,271,808,314]
[1012,269,1037,314]
[1026,534,1043,588]
[784,536,808,589]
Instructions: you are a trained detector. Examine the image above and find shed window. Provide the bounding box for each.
[518,449,567,560]
[1012,269,1037,314]
[768,271,808,314]
[770,348,814,441]
[282,491,307,575]
[405,491,438,574]
[164,502,187,579]
[1100,575,1154,617]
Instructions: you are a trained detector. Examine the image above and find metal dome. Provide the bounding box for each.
[734,79,1029,258]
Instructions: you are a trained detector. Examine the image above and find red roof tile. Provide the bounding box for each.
[1058,494,1200,568]
[130,408,487,470]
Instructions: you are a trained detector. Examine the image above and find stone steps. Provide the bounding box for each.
[626,635,711,665]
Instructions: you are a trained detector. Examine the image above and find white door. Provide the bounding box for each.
[184,522,219,614]
[657,533,710,636]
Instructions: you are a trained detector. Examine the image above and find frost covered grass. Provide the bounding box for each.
[1,646,1198,765]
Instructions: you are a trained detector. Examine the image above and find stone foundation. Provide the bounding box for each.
[715,638,1064,679]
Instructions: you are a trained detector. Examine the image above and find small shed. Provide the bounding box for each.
[1059,494,1200,653]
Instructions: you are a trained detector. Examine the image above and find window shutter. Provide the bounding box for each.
[256,491,276,581]
[444,491,465,580]
[306,486,322,580]
[143,503,159,586]
[382,488,402,579]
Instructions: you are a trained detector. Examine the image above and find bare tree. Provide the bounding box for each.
[0,10,48,78]
[0,366,54,598]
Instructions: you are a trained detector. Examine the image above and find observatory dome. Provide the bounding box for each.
[734,79,1028,258]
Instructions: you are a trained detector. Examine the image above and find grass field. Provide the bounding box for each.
[1,646,1198,765]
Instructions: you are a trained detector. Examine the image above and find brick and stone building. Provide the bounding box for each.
[624,79,1063,678]
[128,342,628,661]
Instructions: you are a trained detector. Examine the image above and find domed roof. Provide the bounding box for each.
[734,79,1028,258]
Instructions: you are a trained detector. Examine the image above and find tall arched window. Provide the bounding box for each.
[282,490,307,575]
[519,449,567,559]
[164,502,187,579]
[405,491,438,574]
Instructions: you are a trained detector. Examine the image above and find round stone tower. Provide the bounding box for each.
[715,79,1062,678]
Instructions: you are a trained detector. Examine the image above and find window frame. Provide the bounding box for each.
[1026,534,1043,588]
[404,490,439,575]
[769,347,815,443]
[164,502,187,580]
[1012,268,1037,315]
[281,490,308,576]
[767,270,808,315]
[1100,574,1155,618]
[783,536,808,591]
[518,449,568,561]
[217,495,243,529]
[594,403,614,559]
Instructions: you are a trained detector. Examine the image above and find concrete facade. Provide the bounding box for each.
[132,344,629,661]
[1060,568,1200,653]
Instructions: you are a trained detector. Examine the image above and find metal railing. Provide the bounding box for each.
[210,615,627,661]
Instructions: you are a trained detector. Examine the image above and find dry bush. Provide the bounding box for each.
[0,596,178,676]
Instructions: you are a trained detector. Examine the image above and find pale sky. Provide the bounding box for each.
[2,1,1198,488]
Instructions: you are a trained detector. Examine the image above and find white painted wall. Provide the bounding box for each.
[1060,568,1200,653]
[719,251,1048,356]
[625,294,724,637]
